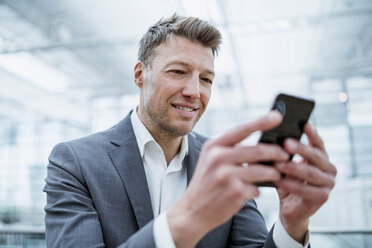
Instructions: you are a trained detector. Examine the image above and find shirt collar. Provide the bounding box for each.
[130,108,189,159]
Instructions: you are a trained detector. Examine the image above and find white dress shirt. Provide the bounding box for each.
[130,109,309,248]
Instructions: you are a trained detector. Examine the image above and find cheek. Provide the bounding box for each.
[142,81,172,108]
[200,88,211,107]
[141,84,159,110]
[142,84,152,103]
[161,82,183,99]
[142,75,159,99]
[144,74,170,98]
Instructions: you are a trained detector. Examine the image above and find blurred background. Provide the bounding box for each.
[0,0,371,247]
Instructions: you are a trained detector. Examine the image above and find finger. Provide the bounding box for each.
[242,184,260,200]
[276,187,289,199]
[213,173,259,211]
[235,164,281,184]
[304,124,337,176]
[304,123,327,155]
[234,181,260,207]
[276,178,330,204]
[210,144,289,165]
[211,111,282,147]
[284,139,337,176]
[275,162,335,188]
[231,178,260,201]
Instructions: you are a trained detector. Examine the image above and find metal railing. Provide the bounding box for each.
[310,228,372,248]
[0,225,45,248]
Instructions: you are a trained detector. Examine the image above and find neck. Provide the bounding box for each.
[136,108,184,165]
[151,130,183,165]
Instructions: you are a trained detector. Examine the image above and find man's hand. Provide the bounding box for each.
[167,111,290,248]
[275,123,337,244]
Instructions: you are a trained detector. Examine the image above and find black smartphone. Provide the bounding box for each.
[256,93,315,187]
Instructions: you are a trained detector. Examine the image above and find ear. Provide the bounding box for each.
[134,61,146,88]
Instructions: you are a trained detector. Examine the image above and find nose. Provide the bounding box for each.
[182,74,200,99]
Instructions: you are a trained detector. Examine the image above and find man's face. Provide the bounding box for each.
[135,35,215,137]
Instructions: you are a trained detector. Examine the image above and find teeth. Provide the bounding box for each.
[175,105,193,112]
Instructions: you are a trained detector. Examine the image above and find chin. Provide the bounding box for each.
[165,122,194,137]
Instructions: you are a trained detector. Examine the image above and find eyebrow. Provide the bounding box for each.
[165,61,215,77]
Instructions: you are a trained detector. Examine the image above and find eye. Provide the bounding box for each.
[201,78,213,85]
[169,70,185,75]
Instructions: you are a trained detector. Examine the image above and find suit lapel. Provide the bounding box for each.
[107,114,204,228]
[108,112,154,229]
[186,133,203,184]
[186,133,232,248]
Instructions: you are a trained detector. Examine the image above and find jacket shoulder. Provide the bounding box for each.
[188,131,209,148]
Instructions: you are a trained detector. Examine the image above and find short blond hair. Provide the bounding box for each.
[138,13,222,66]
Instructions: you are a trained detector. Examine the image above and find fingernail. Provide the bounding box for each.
[287,139,297,150]
[268,111,282,121]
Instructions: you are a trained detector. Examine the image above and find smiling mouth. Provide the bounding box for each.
[172,104,197,112]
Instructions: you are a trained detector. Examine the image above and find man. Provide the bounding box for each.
[44,14,336,248]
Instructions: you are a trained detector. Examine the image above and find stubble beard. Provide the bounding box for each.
[145,103,203,137]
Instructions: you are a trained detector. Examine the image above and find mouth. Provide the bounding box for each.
[172,104,197,112]
[171,104,199,117]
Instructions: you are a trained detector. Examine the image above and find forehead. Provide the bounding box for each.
[151,36,215,71]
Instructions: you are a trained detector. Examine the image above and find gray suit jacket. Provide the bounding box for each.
[44,111,277,248]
